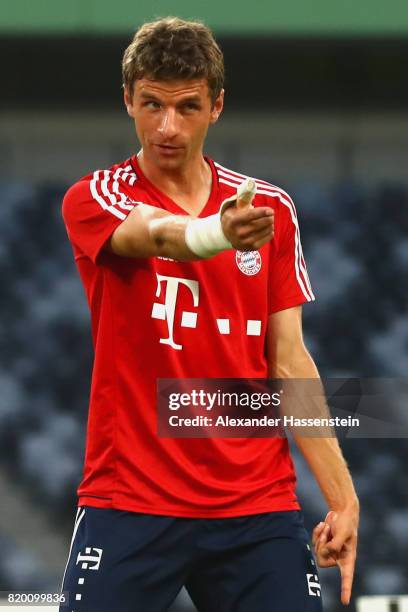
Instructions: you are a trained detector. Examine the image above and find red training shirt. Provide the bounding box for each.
[62,155,315,517]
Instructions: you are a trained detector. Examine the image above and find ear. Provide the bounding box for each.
[124,88,135,118]
[209,89,224,125]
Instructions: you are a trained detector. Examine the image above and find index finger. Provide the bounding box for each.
[339,555,356,605]
[240,207,273,222]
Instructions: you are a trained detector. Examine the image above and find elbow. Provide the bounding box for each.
[269,346,318,379]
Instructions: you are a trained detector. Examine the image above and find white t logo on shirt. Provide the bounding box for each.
[151,274,199,350]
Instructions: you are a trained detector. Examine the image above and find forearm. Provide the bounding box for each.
[296,436,358,511]
[110,204,202,261]
[111,201,233,261]
[148,213,201,261]
[270,347,358,511]
[110,201,235,261]
[150,207,233,261]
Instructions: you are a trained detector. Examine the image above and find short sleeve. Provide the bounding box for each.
[268,193,315,314]
[62,170,137,264]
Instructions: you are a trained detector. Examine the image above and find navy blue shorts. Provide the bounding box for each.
[60,506,323,612]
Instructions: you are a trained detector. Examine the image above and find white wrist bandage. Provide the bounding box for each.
[185,178,257,258]
[185,212,232,258]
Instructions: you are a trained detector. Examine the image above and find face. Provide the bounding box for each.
[124,78,224,171]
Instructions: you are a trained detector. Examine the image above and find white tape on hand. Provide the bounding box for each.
[237,178,257,207]
[184,177,257,258]
[219,177,257,215]
[185,213,232,258]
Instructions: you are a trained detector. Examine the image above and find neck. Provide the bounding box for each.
[137,149,211,199]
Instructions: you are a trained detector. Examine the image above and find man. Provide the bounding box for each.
[60,17,359,612]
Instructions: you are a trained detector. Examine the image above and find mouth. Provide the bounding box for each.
[153,143,184,156]
[154,144,182,150]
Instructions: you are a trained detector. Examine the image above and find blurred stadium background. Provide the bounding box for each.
[1,1,407,610]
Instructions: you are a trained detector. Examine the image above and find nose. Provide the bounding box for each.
[157,107,178,138]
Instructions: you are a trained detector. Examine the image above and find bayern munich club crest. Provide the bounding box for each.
[236,250,262,276]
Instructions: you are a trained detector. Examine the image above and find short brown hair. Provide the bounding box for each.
[122,17,224,105]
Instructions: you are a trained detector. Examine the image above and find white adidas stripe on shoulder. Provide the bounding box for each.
[215,162,298,210]
[215,162,314,302]
[111,167,137,211]
[89,164,138,221]
[115,164,138,187]
[215,162,282,191]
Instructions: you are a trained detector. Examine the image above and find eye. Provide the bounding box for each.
[144,100,161,109]
[182,102,201,112]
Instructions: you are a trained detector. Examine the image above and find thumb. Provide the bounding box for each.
[324,512,346,553]
[326,529,349,555]
[325,510,338,524]
[236,178,257,209]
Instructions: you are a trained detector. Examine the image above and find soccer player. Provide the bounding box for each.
[60,17,359,612]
